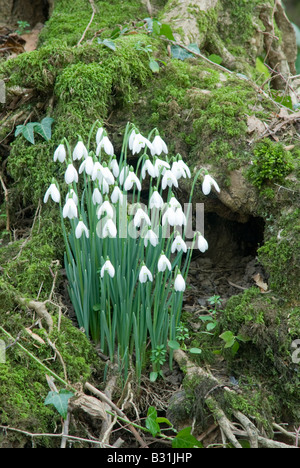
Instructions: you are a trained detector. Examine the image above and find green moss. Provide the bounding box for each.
[247,139,294,189]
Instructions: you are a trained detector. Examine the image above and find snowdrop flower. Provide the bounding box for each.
[97,200,114,219]
[124,170,142,191]
[149,190,164,210]
[100,258,115,278]
[109,158,120,178]
[66,189,78,206]
[157,254,172,272]
[92,187,103,205]
[144,229,159,247]
[202,174,220,195]
[101,165,115,185]
[79,155,94,175]
[75,220,89,239]
[197,233,208,253]
[168,195,181,210]
[171,234,187,253]
[162,206,176,227]
[131,132,153,155]
[63,197,78,219]
[141,158,157,179]
[111,185,124,204]
[53,144,66,163]
[65,163,78,185]
[151,135,168,156]
[91,161,104,181]
[134,208,151,228]
[176,156,191,178]
[96,127,105,145]
[161,169,178,190]
[128,129,137,150]
[102,219,117,238]
[171,161,186,180]
[99,177,109,194]
[154,158,170,175]
[174,272,186,292]
[44,183,60,204]
[139,264,153,283]
[96,135,114,157]
[73,140,88,161]
[174,208,187,226]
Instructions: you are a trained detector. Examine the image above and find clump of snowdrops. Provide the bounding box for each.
[44,121,220,381]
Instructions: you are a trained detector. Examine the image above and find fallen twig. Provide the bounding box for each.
[77,0,97,47]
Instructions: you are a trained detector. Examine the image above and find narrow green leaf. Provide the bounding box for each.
[146,406,160,436]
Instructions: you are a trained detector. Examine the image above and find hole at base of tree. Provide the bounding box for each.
[188,212,266,304]
[12,0,50,27]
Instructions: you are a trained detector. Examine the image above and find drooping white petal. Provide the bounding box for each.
[109,158,120,178]
[162,206,176,227]
[197,234,209,253]
[75,220,89,239]
[134,208,151,228]
[124,171,142,191]
[111,185,124,204]
[144,229,159,247]
[139,265,153,283]
[174,273,185,292]
[151,135,168,156]
[73,141,88,161]
[44,183,60,203]
[171,235,187,253]
[177,158,191,178]
[202,174,220,195]
[96,127,105,145]
[63,198,78,219]
[102,219,117,238]
[92,188,103,205]
[53,144,66,163]
[66,189,78,206]
[100,259,115,278]
[65,164,78,185]
[161,169,178,190]
[149,190,164,210]
[97,200,114,219]
[141,159,157,179]
[154,158,170,175]
[157,254,172,272]
[79,156,94,175]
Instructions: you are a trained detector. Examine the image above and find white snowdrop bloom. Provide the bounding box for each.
[197,233,209,253]
[79,155,94,175]
[168,195,181,210]
[96,135,114,157]
[202,174,220,195]
[151,135,168,156]
[134,208,151,228]
[109,158,120,178]
[139,265,153,283]
[111,185,124,204]
[174,208,187,226]
[124,171,142,191]
[99,177,109,194]
[149,190,164,210]
[162,206,176,227]
[92,161,104,181]
[177,157,191,178]
[161,169,178,190]
[171,235,187,253]
[66,189,78,206]
[171,161,186,180]
[44,183,60,204]
[63,197,78,219]
[128,129,137,151]
[119,165,130,185]
[157,254,172,272]
[53,144,66,163]
[102,219,117,238]
[174,273,186,292]
[102,166,115,185]
[65,163,78,185]
[100,259,115,278]
[154,158,170,175]
[141,158,157,179]
[144,229,159,247]
[132,133,153,155]
[75,220,89,239]
[96,127,105,145]
[92,187,103,205]
[72,141,88,161]
[97,200,114,219]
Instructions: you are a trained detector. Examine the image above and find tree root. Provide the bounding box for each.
[173,349,297,449]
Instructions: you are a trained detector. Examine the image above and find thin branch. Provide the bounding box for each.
[0,172,10,231]
[76,0,97,47]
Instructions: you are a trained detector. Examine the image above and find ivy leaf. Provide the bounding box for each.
[44,389,74,420]
[145,406,160,437]
[33,117,54,141]
[20,122,36,144]
[172,427,203,448]
[171,43,200,60]
[97,38,116,51]
[149,58,160,73]
[159,23,175,41]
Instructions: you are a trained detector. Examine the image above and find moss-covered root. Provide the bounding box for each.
[172,349,297,449]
